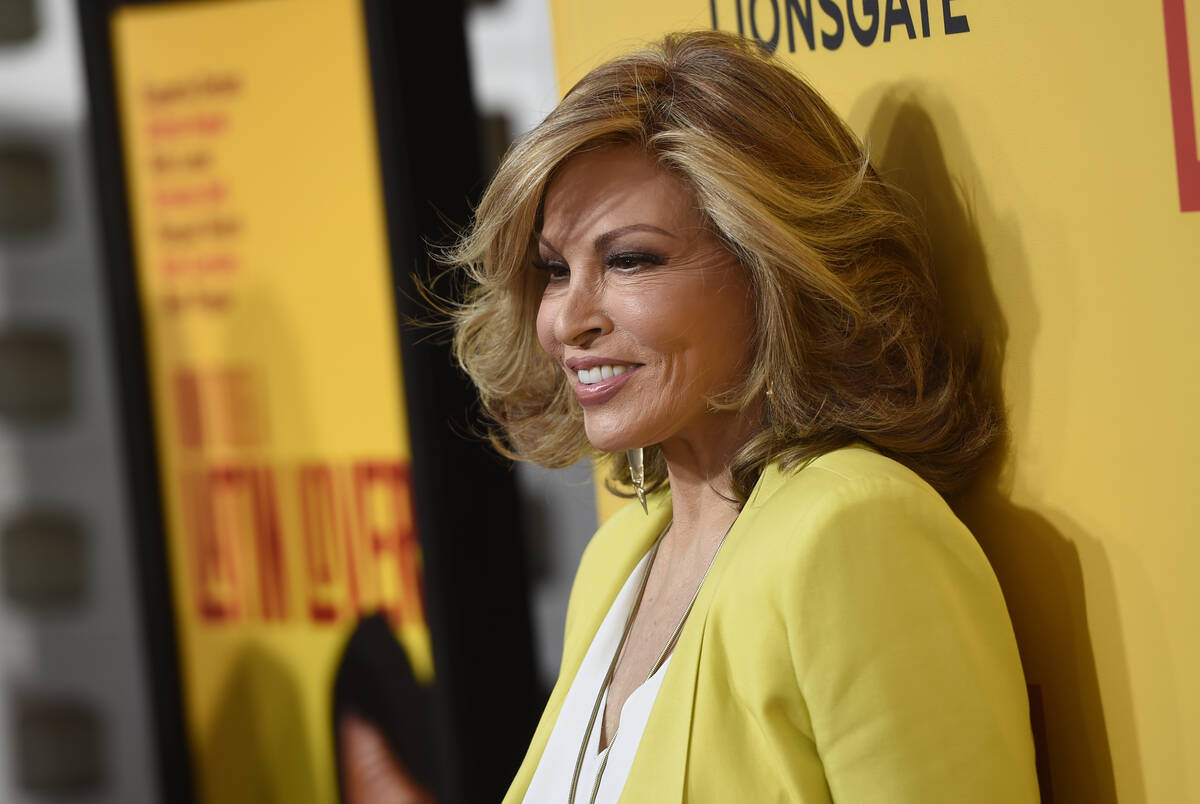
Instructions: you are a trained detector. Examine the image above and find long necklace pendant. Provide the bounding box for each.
[569,523,670,803]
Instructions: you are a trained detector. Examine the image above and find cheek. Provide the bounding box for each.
[706,299,755,377]
[650,278,754,381]
[535,295,559,356]
[623,279,749,364]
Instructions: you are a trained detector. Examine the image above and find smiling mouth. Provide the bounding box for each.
[569,364,639,407]
[576,364,632,384]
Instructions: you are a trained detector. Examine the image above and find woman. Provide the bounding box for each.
[449,31,1039,803]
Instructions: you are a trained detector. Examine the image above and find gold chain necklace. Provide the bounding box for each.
[568,516,736,804]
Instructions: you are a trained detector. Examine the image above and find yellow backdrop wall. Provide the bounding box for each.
[561,2,1200,802]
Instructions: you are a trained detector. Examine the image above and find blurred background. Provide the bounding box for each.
[1,1,1199,803]
[0,0,596,802]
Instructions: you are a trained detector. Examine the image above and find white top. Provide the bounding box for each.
[523,548,671,803]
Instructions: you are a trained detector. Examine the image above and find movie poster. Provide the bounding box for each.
[110,0,432,800]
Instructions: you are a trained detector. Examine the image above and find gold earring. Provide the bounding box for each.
[627,447,647,514]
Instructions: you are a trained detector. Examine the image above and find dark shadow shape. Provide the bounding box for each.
[201,644,317,804]
[858,90,1139,804]
[332,612,436,799]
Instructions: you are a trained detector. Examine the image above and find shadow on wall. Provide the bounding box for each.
[197,285,328,804]
[851,87,1142,804]
[202,644,317,804]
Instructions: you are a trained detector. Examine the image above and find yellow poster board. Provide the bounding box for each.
[110,0,431,800]
[557,2,1200,802]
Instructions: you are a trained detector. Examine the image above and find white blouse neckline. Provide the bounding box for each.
[523,547,671,803]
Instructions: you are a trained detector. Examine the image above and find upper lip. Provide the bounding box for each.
[564,356,641,371]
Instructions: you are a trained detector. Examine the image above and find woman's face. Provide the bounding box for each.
[535,145,756,453]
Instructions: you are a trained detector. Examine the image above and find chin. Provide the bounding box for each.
[582,418,646,454]
[583,432,637,454]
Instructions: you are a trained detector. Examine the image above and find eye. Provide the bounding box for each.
[606,251,666,272]
[532,258,569,280]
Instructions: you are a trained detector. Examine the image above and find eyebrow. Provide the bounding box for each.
[536,223,678,254]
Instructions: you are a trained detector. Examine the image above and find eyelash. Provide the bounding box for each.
[532,251,666,279]
[607,251,666,271]
[531,258,568,278]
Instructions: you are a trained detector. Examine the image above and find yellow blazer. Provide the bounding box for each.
[505,445,1040,803]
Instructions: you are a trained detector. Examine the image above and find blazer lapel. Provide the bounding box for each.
[618,466,786,802]
[506,467,790,803]
[563,499,671,674]
[503,495,671,803]
[619,584,712,802]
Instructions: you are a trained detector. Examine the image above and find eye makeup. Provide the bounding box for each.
[604,250,667,272]
[532,257,569,279]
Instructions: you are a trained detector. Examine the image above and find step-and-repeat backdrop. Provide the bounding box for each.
[564,2,1198,803]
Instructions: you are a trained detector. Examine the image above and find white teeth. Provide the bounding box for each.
[576,365,632,385]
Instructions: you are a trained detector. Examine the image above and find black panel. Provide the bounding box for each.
[361,1,542,801]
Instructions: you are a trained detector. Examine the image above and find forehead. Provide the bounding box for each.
[540,146,701,244]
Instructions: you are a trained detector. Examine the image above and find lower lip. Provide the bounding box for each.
[573,367,638,407]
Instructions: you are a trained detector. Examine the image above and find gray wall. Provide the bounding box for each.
[0,0,158,801]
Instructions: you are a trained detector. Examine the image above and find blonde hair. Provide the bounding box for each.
[447,31,1000,502]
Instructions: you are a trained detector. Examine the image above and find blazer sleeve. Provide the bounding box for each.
[781,473,1040,803]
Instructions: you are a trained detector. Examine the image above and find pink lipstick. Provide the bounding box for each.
[564,357,641,407]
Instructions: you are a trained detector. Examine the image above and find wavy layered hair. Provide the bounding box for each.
[447,31,1000,503]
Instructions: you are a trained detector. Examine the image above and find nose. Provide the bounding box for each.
[553,273,611,348]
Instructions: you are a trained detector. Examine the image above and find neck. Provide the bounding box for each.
[658,406,759,546]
